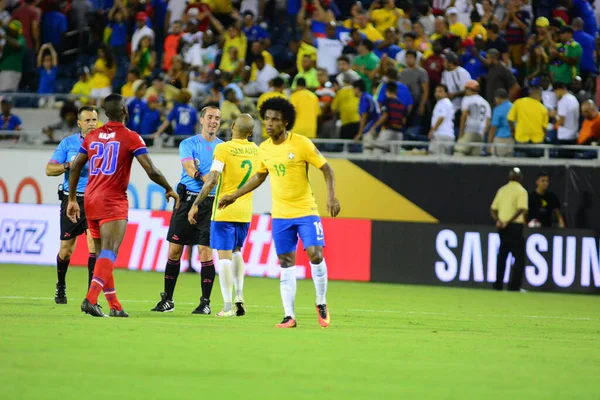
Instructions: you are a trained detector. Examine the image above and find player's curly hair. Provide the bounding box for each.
[259,97,296,130]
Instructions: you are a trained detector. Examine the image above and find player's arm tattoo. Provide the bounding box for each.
[67,153,88,202]
[193,170,219,207]
[136,154,175,193]
[230,171,268,200]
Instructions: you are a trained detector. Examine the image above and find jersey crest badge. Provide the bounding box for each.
[288,152,295,160]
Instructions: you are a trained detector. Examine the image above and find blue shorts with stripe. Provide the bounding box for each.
[271,215,325,255]
[210,221,250,251]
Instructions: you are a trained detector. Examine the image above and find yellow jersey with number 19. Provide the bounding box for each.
[257,133,327,219]
[212,139,260,223]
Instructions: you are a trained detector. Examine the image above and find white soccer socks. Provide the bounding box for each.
[218,259,234,312]
[310,259,328,305]
[280,266,297,319]
[232,251,245,299]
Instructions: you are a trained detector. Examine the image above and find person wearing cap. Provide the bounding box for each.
[548,26,582,85]
[71,66,93,106]
[446,7,467,40]
[455,79,491,156]
[489,88,514,157]
[127,80,149,133]
[571,18,596,84]
[0,20,25,92]
[507,86,548,155]
[501,0,532,71]
[490,168,528,291]
[131,11,155,53]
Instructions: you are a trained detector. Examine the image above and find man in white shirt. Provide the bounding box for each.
[455,80,492,156]
[255,55,279,94]
[131,12,155,53]
[441,52,472,112]
[335,56,361,87]
[429,84,456,155]
[553,82,580,157]
[540,73,558,141]
[315,22,344,78]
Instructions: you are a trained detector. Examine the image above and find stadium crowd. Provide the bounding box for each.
[1,0,600,157]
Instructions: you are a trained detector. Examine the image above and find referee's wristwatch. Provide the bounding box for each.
[194,171,202,181]
[63,162,70,171]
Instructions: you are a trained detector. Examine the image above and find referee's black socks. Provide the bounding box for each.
[56,256,70,285]
[164,259,181,301]
[200,260,215,300]
[87,253,96,289]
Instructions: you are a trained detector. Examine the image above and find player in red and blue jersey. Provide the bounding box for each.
[67,94,179,318]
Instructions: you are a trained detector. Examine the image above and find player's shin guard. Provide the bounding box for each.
[87,253,96,289]
[102,274,122,311]
[201,260,216,300]
[280,266,297,319]
[310,259,328,305]
[86,250,116,305]
[164,259,181,301]
[218,259,233,312]
[232,251,245,298]
[56,256,70,285]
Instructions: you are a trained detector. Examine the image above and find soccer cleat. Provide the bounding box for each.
[316,304,331,328]
[54,283,67,304]
[109,309,129,317]
[192,297,211,314]
[150,292,174,312]
[81,298,108,317]
[215,309,235,317]
[234,295,246,317]
[276,316,297,328]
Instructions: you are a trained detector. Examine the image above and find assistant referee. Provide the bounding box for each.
[490,168,528,291]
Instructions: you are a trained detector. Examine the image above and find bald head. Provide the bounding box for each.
[581,100,599,120]
[509,167,522,182]
[572,17,584,30]
[232,113,254,139]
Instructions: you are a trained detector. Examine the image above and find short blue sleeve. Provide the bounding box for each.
[376,84,386,104]
[50,139,68,164]
[399,85,413,106]
[491,108,501,128]
[168,107,177,122]
[179,139,194,163]
[13,115,22,127]
[359,96,369,114]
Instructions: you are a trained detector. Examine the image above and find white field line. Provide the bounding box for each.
[0,296,595,321]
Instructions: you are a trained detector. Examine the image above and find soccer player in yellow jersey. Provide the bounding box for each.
[188,114,259,317]
[219,98,341,329]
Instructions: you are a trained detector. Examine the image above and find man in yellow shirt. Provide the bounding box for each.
[188,114,259,317]
[446,7,467,39]
[491,167,528,291]
[507,86,548,154]
[218,97,341,329]
[257,76,288,137]
[369,0,405,34]
[71,67,93,105]
[344,9,384,42]
[332,72,360,139]
[468,11,487,40]
[297,35,317,74]
[290,78,321,138]
[120,69,140,99]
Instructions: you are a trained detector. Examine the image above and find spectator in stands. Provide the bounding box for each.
[549,26,582,85]
[255,55,279,94]
[220,72,243,103]
[0,98,22,139]
[166,55,188,89]
[202,82,223,107]
[107,4,128,59]
[484,49,520,106]
[571,76,592,104]
[139,94,163,138]
[572,18,597,85]
[241,10,269,47]
[42,101,78,143]
[342,28,362,58]
[292,55,319,90]
[502,0,531,74]
[0,21,25,92]
[456,80,491,156]
[507,86,548,155]
[69,0,93,31]
[257,77,287,137]
[12,0,40,51]
[562,0,597,37]
[489,89,514,157]
[220,46,245,79]
[468,11,487,40]
[353,39,380,93]
[413,22,432,56]
[578,100,600,145]
[239,66,261,98]
[528,172,566,228]
[71,67,93,106]
[297,31,318,74]
[485,22,509,65]
[346,9,383,42]
[184,1,212,32]
[187,29,218,69]
[131,35,156,79]
[553,82,580,155]
[220,88,242,132]
[120,68,140,99]
[369,0,404,35]
[429,84,456,155]
[127,80,149,133]
[375,28,401,60]
[316,69,337,138]
[376,68,413,115]
[460,37,486,81]
[90,44,116,105]
[154,89,198,139]
[353,78,380,142]
[132,12,155,53]
[417,4,435,35]
[335,56,360,88]
[396,32,424,67]
[188,66,211,98]
[315,21,345,79]
[290,77,321,138]
[163,20,184,71]
[446,7,467,39]
[36,43,57,106]
[423,40,445,99]
[41,2,67,50]
[146,73,180,109]
[332,72,360,141]
[481,0,499,26]
[400,50,429,130]
[249,41,275,80]
[365,81,407,154]
[218,25,248,71]
[441,51,471,124]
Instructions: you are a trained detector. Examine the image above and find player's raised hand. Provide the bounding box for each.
[188,204,198,225]
[66,201,80,223]
[327,197,341,217]
[166,189,180,210]
[218,195,236,209]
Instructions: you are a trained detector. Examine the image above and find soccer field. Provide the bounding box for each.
[0,264,599,399]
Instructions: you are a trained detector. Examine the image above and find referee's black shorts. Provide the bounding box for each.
[60,195,87,241]
[166,184,214,247]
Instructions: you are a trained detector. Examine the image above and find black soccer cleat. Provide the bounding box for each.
[234,296,246,317]
[151,292,175,312]
[55,283,67,304]
[109,309,129,317]
[81,298,108,317]
[192,297,211,314]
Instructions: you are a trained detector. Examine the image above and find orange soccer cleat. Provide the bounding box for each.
[275,316,297,328]
[316,304,330,328]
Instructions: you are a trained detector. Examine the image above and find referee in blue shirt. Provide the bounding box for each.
[45,106,98,304]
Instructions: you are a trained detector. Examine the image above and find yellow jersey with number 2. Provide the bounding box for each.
[212,139,260,223]
[258,133,327,219]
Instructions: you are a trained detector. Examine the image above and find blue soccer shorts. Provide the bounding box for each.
[210,221,250,251]
[271,215,326,255]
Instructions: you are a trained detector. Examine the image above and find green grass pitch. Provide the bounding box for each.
[0,264,599,399]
